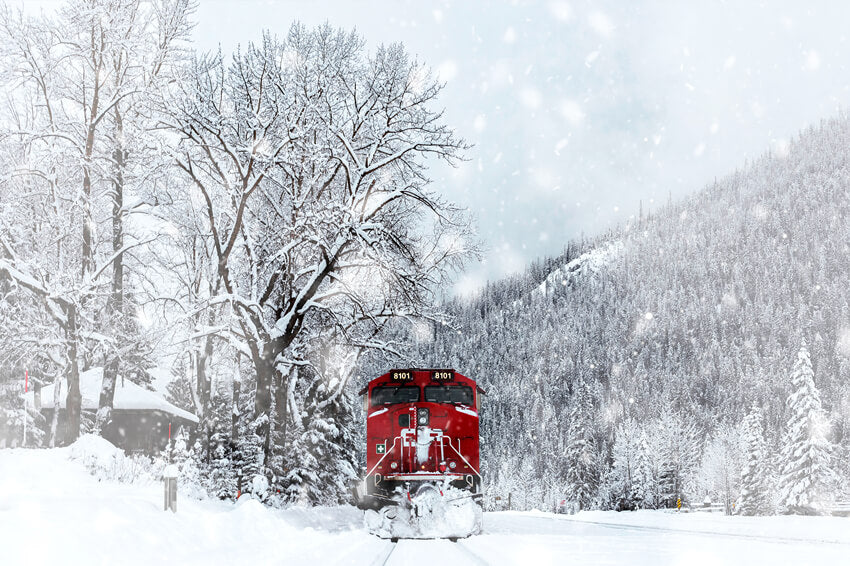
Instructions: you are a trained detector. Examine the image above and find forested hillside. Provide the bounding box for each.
[418,115,850,512]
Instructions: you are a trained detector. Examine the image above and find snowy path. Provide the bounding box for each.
[2,444,849,565]
[459,512,850,565]
[354,511,850,566]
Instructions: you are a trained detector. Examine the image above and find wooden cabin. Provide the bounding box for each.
[28,367,198,453]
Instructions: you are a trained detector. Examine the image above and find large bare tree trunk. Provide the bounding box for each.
[81,78,100,279]
[231,373,240,444]
[97,107,126,432]
[49,373,61,448]
[197,333,213,418]
[253,350,275,464]
[273,366,290,455]
[195,330,215,457]
[64,304,82,442]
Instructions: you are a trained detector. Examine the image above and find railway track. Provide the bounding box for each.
[371,537,490,566]
[369,540,397,566]
[453,539,490,565]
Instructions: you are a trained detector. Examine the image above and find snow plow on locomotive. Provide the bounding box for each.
[354,368,485,539]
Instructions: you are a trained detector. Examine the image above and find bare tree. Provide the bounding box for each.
[164,24,478,463]
[0,0,195,441]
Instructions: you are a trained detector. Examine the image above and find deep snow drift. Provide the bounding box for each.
[2,440,850,565]
[364,484,483,539]
[0,439,385,565]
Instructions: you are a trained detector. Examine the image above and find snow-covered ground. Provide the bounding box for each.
[2,442,849,565]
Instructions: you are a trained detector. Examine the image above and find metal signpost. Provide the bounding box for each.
[164,465,178,512]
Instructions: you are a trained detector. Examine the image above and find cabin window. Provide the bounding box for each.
[424,385,474,406]
[371,385,420,406]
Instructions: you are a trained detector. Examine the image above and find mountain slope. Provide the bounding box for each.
[420,115,850,509]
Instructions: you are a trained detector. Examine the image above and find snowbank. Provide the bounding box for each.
[0,446,385,566]
[68,433,125,470]
[3,446,850,565]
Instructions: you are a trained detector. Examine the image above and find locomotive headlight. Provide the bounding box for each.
[449,461,457,469]
[417,407,430,426]
[390,462,398,470]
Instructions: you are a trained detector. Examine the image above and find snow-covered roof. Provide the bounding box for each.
[27,367,199,424]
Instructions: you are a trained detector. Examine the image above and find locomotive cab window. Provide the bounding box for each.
[371,385,420,406]
[424,385,474,406]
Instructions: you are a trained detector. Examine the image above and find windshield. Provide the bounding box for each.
[371,385,420,406]
[424,385,474,405]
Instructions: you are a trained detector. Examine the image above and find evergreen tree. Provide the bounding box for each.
[516,456,539,511]
[170,429,188,466]
[206,430,237,500]
[633,430,657,509]
[655,409,700,508]
[235,416,266,500]
[777,343,836,514]
[737,405,772,515]
[0,370,45,447]
[564,377,599,510]
[157,439,175,467]
[284,382,358,506]
[610,418,642,508]
[698,423,743,514]
[177,436,204,497]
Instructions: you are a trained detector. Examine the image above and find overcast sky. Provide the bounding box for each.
[196,0,850,297]
[29,0,850,295]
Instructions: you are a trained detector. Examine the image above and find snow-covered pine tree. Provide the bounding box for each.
[206,430,237,500]
[633,430,657,509]
[282,380,358,506]
[174,434,203,498]
[737,404,772,515]
[235,416,267,500]
[698,423,743,514]
[777,343,836,514]
[610,418,642,509]
[0,367,46,447]
[198,389,237,500]
[655,409,701,508]
[170,429,188,465]
[564,376,599,510]
[151,437,174,481]
[513,456,538,511]
[161,439,175,465]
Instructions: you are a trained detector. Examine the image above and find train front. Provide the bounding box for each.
[356,368,483,509]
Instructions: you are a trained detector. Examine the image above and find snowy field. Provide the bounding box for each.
[2,443,849,566]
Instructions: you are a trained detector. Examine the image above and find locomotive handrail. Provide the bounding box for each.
[366,435,401,477]
[443,435,481,477]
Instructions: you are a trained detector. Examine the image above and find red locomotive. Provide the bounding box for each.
[354,368,484,509]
